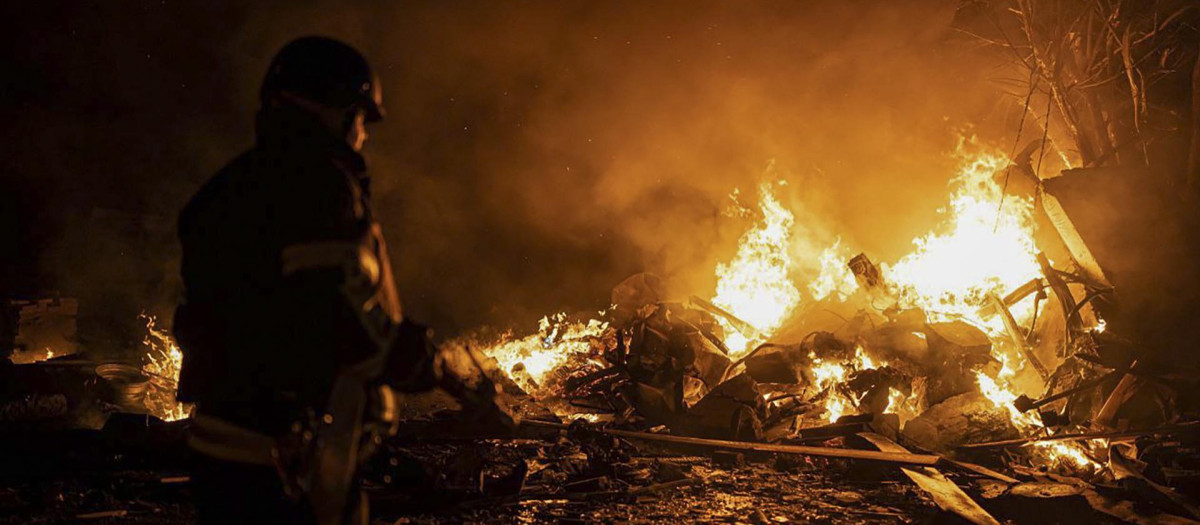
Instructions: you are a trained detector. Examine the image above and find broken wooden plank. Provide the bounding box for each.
[1013,370,1118,412]
[1094,361,1143,430]
[858,432,1000,525]
[792,419,874,442]
[1037,189,1112,293]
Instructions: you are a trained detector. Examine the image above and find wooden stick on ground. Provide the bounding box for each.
[521,419,1020,483]
[521,419,941,466]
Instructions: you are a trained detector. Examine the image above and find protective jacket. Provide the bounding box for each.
[174,106,434,435]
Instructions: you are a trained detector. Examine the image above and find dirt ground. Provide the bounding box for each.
[0,418,948,525]
[0,412,1170,524]
[0,456,941,525]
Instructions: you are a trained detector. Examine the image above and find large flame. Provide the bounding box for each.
[884,149,1042,331]
[806,143,1093,468]
[711,142,1090,467]
[875,145,1095,468]
[712,181,802,356]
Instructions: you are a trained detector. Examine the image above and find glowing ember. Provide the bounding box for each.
[824,392,850,423]
[712,181,802,356]
[886,388,903,413]
[852,345,878,371]
[477,313,608,397]
[812,346,902,423]
[810,357,848,386]
[10,347,56,364]
[140,313,192,421]
[566,413,603,423]
[886,387,922,426]
[811,355,852,423]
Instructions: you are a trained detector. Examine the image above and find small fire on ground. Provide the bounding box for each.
[139,313,192,422]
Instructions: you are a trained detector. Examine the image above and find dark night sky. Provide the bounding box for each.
[2,1,1103,340]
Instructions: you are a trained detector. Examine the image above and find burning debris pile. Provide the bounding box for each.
[5,144,1198,523]
[458,145,1200,522]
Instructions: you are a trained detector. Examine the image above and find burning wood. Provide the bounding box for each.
[710,180,802,356]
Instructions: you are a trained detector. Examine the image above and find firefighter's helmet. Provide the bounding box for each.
[260,36,384,122]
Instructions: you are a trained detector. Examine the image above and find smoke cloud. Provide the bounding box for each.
[2,1,1026,338]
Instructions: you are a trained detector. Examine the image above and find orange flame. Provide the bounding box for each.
[477,312,608,397]
[809,240,859,302]
[474,140,1099,471]
[140,313,192,422]
[726,142,1094,467]
[712,180,802,356]
[883,148,1041,331]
